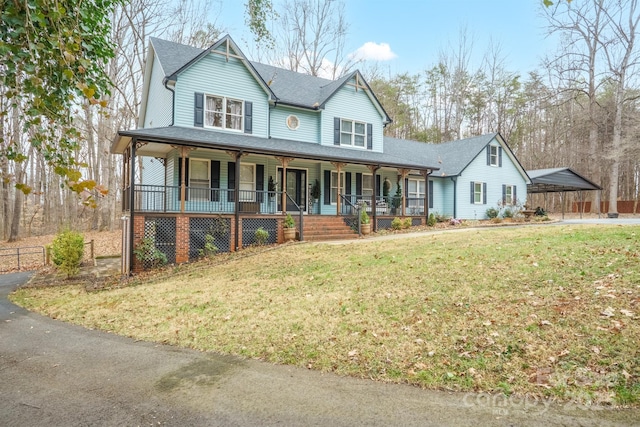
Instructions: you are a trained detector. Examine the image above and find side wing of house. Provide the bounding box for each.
[456,136,529,219]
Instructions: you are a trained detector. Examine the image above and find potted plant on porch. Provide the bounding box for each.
[360,208,371,235]
[310,179,321,214]
[283,213,296,241]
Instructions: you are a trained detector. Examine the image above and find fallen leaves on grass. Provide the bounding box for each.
[10,224,640,406]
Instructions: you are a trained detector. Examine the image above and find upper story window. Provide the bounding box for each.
[489,146,499,166]
[340,119,366,148]
[195,92,251,133]
[487,144,502,167]
[205,95,243,130]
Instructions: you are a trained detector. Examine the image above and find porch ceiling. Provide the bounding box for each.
[113,126,440,172]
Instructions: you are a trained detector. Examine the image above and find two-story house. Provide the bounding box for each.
[112,35,530,272]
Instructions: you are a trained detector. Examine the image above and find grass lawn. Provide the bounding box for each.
[11,224,640,406]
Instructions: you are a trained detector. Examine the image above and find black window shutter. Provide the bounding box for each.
[256,164,264,202]
[345,172,352,195]
[355,173,362,197]
[178,158,190,201]
[513,185,517,203]
[334,118,340,145]
[194,93,204,127]
[486,146,490,166]
[324,170,331,205]
[470,181,475,204]
[376,174,381,197]
[211,160,220,202]
[367,123,373,150]
[227,162,235,203]
[405,177,409,207]
[483,183,487,204]
[502,184,506,204]
[428,180,433,209]
[244,101,253,134]
[498,147,503,167]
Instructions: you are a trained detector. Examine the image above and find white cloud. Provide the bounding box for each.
[350,42,397,61]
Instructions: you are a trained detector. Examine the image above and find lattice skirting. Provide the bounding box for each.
[241,218,278,247]
[189,217,231,259]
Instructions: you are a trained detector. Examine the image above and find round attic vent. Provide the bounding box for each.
[286,115,300,130]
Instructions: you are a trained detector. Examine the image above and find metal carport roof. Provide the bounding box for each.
[527,167,602,193]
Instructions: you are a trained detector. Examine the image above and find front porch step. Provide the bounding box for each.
[301,216,358,241]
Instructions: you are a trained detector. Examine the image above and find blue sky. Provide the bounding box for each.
[216,0,556,76]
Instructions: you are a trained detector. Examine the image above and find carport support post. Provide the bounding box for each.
[579,190,583,219]
[561,191,565,219]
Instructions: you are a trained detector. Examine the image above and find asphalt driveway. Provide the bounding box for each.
[1,271,638,426]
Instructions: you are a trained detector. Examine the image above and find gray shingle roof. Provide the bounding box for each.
[149,36,383,114]
[249,62,348,108]
[149,37,205,77]
[385,134,498,177]
[117,126,440,171]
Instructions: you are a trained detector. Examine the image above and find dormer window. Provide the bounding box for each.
[489,146,498,166]
[487,144,502,167]
[340,119,366,148]
[205,95,243,130]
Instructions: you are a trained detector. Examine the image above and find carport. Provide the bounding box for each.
[526,168,603,219]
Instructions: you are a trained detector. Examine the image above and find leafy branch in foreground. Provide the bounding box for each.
[0,0,120,203]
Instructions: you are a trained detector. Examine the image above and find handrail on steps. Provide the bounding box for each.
[285,192,304,241]
[339,194,361,237]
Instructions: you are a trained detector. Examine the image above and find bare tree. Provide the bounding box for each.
[543,0,608,213]
[265,0,357,79]
[598,0,640,215]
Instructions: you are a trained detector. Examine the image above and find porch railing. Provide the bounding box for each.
[338,195,425,216]
[387,196,425,216]
[122,185,427,216]
[339,194,361,236]
[124,185,282,214]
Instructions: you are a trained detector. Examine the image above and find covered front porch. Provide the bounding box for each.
[113,126,439,272]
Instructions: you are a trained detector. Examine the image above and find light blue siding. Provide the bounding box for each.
[269,107,320,143]
[455,139,528,219]
[430,179,444,216]
[141,157,165,185]
[173,52,269,137]
[322,81,385,152]
[143,54,173,128]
